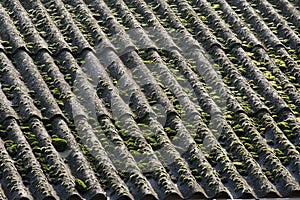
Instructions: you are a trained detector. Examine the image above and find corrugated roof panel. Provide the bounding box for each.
[0,0,300,199]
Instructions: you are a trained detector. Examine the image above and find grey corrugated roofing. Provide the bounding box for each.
[0,0,300,199]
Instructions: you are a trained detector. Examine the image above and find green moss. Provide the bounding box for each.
[7,144,17,156]
[225,114,233,120]
[165,127,176,137]
[137,123,147,128]
[5,140,17,156]
[263,71,275,81]
[232,161,243,169]
[51,137,67,152]
[75,178,87,193]
[0,130,7,138]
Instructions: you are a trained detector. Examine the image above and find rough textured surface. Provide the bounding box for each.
[0,0,300,199]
